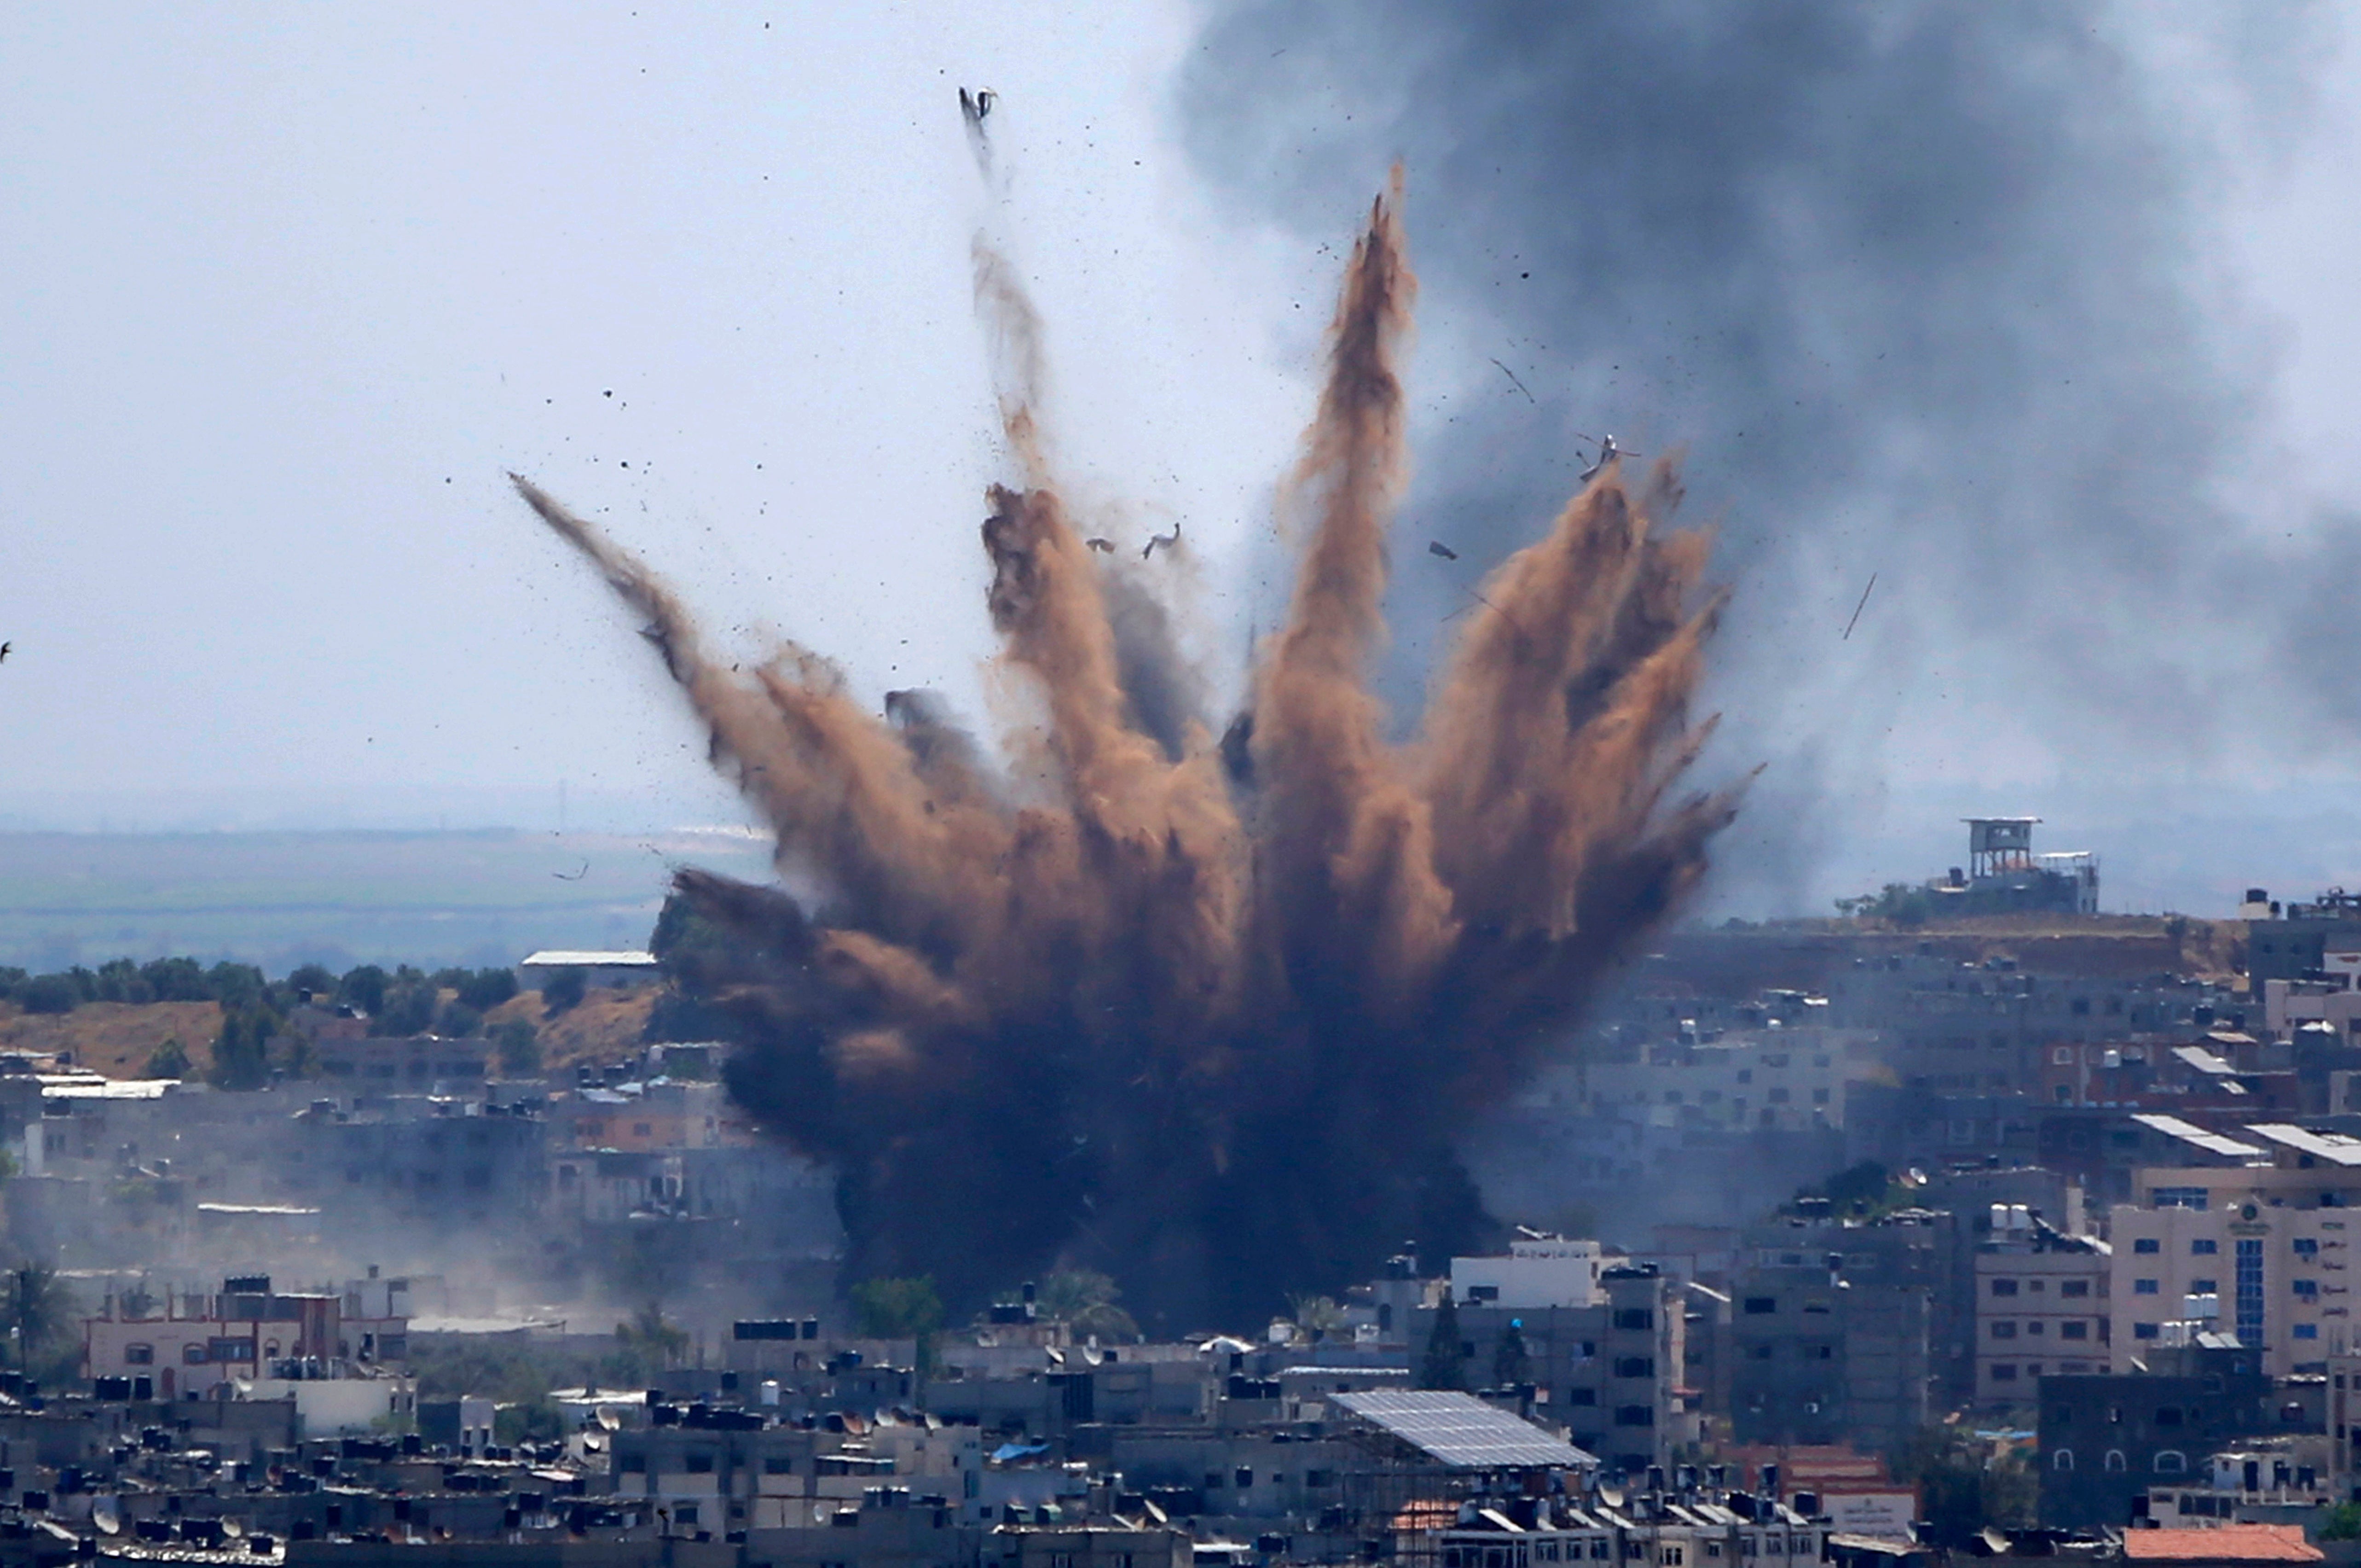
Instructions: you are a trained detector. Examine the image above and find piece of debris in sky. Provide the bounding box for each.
[1488,357,1536,404]
[1141,522,1181,560]
[1842,572,1879,641]
[1428,541,1459,561]
[1086,537,1115,553]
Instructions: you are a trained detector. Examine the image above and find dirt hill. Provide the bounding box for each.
[0,985,660,1082]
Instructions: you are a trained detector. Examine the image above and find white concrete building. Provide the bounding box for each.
[1451,1234,1607,1309]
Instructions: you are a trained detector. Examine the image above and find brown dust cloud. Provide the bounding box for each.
[513,178,1743,1329]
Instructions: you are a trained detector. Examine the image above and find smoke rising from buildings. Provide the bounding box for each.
[1181,2,2334,908]
[515,186,1739,1325]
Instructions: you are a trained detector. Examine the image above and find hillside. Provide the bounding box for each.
[0,985,660,1082]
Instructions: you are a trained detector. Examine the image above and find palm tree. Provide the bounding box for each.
[1,1263,69,1378]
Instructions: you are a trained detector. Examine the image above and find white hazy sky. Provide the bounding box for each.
[5,3,2361,914]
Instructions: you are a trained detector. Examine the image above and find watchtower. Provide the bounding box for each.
[1964,817,2039,880]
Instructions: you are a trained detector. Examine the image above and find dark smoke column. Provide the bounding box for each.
[517,181,1740,1328]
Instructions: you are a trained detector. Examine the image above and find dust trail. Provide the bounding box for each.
[520,175,1739,1325]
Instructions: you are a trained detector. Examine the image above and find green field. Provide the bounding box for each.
[0,828,779,971]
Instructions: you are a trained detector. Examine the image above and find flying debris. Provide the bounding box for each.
[1576,433,1635,481]
[1842,572,1879,641]
[958,87,998,175]
[1086,537,1115,553]
[0,641,10,663]
[1488,357,1536,404]
[1427,541,1459,561]
[554,861,589,881]
[1141,522,1181,560]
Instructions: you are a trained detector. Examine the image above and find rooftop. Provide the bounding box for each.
[2120,1526,2322,1564]
[2128,1114,2268,1161]
[519,950,658,967]
[2246,1123,2361,1167]
[1332,1389,1596,1471]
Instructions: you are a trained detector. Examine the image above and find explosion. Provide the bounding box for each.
[514,179,1740,1328]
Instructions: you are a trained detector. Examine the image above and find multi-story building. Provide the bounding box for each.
[2109,1133,2361,1375]
[84,1274,359,1396]
[1973,1209,2110,1403]
[1728,1212,1942,1454]
[2038,1337,2275,1529]
[1413,1256,1689,1473]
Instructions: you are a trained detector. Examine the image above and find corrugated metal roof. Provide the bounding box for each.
[2246,1123,2361,1167]
[2127,1113,2267,1160]
[519,950,659,967]
[1332,1390,1596,1470]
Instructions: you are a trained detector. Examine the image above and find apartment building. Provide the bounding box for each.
[1973,1208,2110,1403]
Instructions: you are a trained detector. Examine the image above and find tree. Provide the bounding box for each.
[337,965,389,1016]
[140,957,210,1002]
[612,1304,689,1381]
[435,1000,484,1039]
[457,968,520,1011]
[285,963,337,1002]
[851,1276,946,1340]
[851,1274,946,1378]
[17,975,78,1016]
[1420,1292,1466,1390]
[145,1038,191,1079]
[209,1007,278,1090]
[541,967,588,1017]
[1891,1424,2034,1546]
[1493,1317,1532,1388]
[1038,1270,1140,1342]
[370,982,436,1037]
[0,1263,70,1379]
[494,1018,542,1077]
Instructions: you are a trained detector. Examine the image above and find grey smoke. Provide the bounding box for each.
[1182,3,2335,911]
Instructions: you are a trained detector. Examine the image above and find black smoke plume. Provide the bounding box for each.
[1182,3,2330,906]
[516,185,1738,1327]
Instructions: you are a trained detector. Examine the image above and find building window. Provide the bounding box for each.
[2238,1238,2266,1346]
[184,1344,208,1364]
[2295,1280,2320,1301]
[2105,1451,2127,1472]
[123,1344,153,1365]
[2297,1238,2320,1259]
[2193,1239,2219,1256]
[2191,1279,2217,1294]
[1991,1322,2018,1340]
[1992,1365,2018,1382]
[2135,1280,2160,1295]
[2134,1323,2161,1340]
[2062,1280,2091,1298]
[2155,1188,2210,1211]
[1991,1279,2020,1296]
[2154,1452,2187,1475]
[1742,1297,1777,1315]
[2134,1239,2160,1255]
[2296,1324,2321,1341]
[2061,1321,2089,1340]
[2053,1450,2073,1471]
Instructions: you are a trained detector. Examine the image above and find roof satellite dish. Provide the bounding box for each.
[91,1499,120,1537]
[1597,1482,1626,1510]
[222,1520,245,1540]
